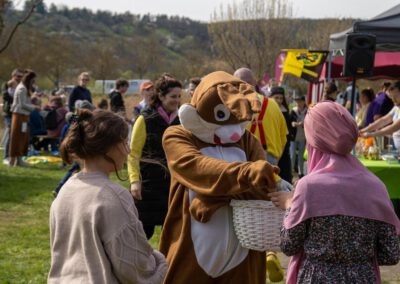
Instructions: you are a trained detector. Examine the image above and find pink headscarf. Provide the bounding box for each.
[285,101,400,284]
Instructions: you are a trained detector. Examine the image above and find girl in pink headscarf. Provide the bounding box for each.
[269,101,400,284]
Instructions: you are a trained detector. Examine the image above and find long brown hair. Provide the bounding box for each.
[381,82,391,92]
[322,82,338,101]
[22,69,36,97]
[60,109,129,180]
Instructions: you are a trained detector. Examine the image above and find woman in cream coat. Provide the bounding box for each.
[9,70,40,167]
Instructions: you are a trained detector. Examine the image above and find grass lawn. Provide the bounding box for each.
[0,149,398,283]
[0,162,59,283]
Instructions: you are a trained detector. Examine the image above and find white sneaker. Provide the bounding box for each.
[17,160,29,167]
[2,159,9,165]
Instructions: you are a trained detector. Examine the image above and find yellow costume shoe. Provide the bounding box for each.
[266,252,284,282]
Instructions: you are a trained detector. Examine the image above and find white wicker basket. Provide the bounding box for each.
[230,200,285,252]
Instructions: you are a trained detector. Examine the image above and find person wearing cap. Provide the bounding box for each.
[289,94,307,178]
[270,86,293,183]
[132,81,155,121]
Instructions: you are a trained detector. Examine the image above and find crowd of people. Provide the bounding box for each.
[317,80,400,152]
[1,67,400,284]
[360,82,400,150]
[2,69,93,166]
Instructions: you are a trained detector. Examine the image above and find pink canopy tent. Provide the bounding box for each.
[320,51,400,81]
[306,52,400,103]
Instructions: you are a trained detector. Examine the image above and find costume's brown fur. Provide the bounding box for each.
[160,72,277,284]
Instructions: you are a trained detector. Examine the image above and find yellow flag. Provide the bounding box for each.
[282,50,328,83]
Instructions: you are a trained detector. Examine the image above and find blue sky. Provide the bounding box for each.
[36,0,400,22]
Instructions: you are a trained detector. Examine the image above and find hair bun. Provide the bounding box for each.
[60,110,128,165]
[77,109,93,121]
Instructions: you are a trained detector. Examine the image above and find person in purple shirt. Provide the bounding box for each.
[370,82,393,122]
[363,88,377,127]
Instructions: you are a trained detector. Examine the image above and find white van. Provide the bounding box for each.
[127,79,150,95]
[95,79,150,96]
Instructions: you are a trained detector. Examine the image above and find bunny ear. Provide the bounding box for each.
[239,83,261,113]
[216,82,261,121]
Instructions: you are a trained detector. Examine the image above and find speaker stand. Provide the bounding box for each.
[350,77,357,157]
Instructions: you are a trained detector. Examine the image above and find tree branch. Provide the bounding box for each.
[0,0,41,54]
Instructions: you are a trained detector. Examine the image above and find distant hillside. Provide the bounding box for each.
[25,7,210,46]
[0,4,354,91]
[0,5,214,87]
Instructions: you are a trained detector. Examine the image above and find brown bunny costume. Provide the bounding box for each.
[159,71,278,284]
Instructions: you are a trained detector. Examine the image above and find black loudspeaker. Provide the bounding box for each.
[343,33,376,77]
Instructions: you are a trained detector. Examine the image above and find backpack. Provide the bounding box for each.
[45,109,58,130]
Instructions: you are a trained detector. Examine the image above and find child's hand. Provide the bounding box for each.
[268,191,294,210]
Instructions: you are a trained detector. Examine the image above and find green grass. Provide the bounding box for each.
[0,162,61,283]
[0,150,397,284]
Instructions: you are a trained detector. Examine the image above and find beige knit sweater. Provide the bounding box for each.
[10,83,36,116]
[48,171,167,284]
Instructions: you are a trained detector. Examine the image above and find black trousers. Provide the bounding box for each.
[278,142,293,183]
[143,225,156,240]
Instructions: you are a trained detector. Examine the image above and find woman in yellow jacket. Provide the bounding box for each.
[127,74,182,239]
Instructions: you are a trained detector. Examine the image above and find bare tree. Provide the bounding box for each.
[1,27,44,67]
[40,34,77,87]
[131,35,161,78]
[208,0,294,79]
[87,42,120,94]
[296,19,353,50]
[0,0,43,54]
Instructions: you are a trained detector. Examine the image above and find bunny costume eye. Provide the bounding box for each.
[214,104,230,122]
